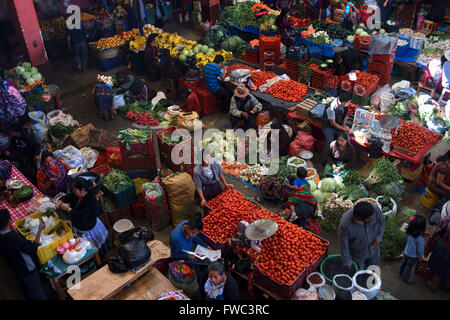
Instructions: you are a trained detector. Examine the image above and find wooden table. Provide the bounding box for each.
[113,268,189,300]
[67,240,170,300]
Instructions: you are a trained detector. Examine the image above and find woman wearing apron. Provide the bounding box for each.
[194,149,234,207]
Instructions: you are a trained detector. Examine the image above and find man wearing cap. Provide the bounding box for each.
[229,86,262,130]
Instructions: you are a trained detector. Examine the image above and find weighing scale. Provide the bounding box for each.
[231,219,278,252]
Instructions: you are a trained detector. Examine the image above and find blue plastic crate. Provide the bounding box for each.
[96,53,127,72]
[286,44,309,61]
[102,183,137,209]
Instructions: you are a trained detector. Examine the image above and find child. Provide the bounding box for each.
[180,87,201,115]
[399,214,427,284]
[293,167,309,188]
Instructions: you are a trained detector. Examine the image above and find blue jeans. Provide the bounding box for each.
[73,41,88,69]
[399,254,417,282]
[355,245,380,270]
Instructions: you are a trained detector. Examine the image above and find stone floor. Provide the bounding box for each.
[1,20,449,300]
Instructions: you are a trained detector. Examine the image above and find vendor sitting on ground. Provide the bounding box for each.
[338,201,385,270]
[116,71,149,102]
[180,86,201,114]
[267,119,291,157]
[91,75,116,121]
[286,174,322,232]
[0,209,48,300]
[325,131,355,177]
[200,261,240,300]
[3,123,41,185]
[229,85,262,130]
[41,84,63,113]
[321,92,352,165]
[169,213,212,265]
[56,178,108,251]
[331,48,364,75]
[428,150,450,199]
[36,150,72,197]
[194,148,233,207]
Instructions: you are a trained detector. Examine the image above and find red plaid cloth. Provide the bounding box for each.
[0,164,43,223]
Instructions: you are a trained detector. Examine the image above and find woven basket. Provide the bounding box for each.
[168,261,199,297]
[96,46,120,59]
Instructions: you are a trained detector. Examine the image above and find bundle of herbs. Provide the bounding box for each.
[103,168,133,194]
[381,216,406,258]
[50,123,77,139]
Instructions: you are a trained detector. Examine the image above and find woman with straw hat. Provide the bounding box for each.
[229,85,262,130]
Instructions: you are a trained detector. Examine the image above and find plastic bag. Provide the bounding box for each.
[28,111,48,144]
[119,239,151,269]
[288,131,316,157]
[54,145,85,169]
[80,147,99,169]
[309,103,326,120]
[62,247,87,264]
[119,226,155,243]
[107,256,128,273]
[369,34,397,55]
[163,105,181,121]
[292,287,319,300]
[370,84,391,110]
[113,94,125,110]
[391,80,410,92]
[151,91,167,107]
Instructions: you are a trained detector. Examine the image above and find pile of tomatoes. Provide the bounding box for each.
[225,64,255,77]
[266,80,308,102]
[203,189,328,286]
[126,110,160,126]
[356,72,379,87]
[250,71,277,89]
[308,64,319,70]
[392,121,439,153]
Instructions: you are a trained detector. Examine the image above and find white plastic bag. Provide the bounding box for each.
[63,247,87,264]
[391,80,410,92]
[113,94,125,110]
[28,111,48,144]
[151,91,167,107]
[292,287,319,300]
[80,147,99,169]
[370,85,391,110]
[54,145,85,169]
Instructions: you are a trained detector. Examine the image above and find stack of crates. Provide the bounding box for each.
[157,126,194,176]
[311,67,335,91]
[298,58,324,85]
[259,35,281,72]
[283,59,302,81]
[285,43,309,62]
[367,39,398,86]
[120,137,156,171]
[244,47,259,64]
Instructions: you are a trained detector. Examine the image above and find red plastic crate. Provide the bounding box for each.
[286,70,298,81]
[323,74,340,88]
[178,77,202,91]
[354,34,371,50]
[196,87,217,115]
[159,152,194,176]
[353,77,379,97]
[259,34,281,51]
[305,234,330,276]
[130,199,146,221]
[340,75,355,92]
[90,164,111,175]
[259,50,281,64]
[199,231,227,251]
[285,59,300,71]
[157,126,192,158]
[120,138,154,157]
[254,262,306,299]
[367,60,394,74]
[244,49,259,64]
[369,52,395,64]
[122,155,156,171]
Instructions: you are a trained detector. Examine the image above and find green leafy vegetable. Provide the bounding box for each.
[381,216,406,258]
[103,169,133,194]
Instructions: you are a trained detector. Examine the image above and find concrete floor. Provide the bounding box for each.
[1,20,449,300]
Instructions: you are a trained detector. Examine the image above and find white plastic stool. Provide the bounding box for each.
[438,87,450,106]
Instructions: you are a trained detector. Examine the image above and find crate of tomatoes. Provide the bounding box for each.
[353,72,380,97]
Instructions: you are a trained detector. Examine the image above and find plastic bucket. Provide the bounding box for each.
[320,254,359,283]
[332,274,354,300]
[421,187,439,208]
[113,219,134,234]
[307,272,326,290]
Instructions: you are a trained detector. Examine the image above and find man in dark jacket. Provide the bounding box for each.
[4,123,41,185]
[116,71,149,102]
[0,209,48,300]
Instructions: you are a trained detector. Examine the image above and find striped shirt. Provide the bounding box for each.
[203,63,223,93]
[338,204,385,267]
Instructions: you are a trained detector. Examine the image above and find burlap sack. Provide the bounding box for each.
[161,172,196,227]
[63,123,94,149]
[176,111,203,132]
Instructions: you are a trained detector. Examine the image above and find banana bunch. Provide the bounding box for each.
[195,50,233,69]
[143,24,163,38]
[81,12,95,22]
[155,33,198,57]
[129,35,146,51]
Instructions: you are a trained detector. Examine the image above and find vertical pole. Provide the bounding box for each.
[6,0,48,66]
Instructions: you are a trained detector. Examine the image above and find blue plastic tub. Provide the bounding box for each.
[96,53,127,72]
[395,37,410,57]
[320,43,336,57]
[310,46,322,60]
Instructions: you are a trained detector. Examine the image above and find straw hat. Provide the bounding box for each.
[234,85,249,98]
[445,50,450,62]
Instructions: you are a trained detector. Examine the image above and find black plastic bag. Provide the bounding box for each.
[107,256,128,273]
[119,227,155,243]
[119,239,151,269]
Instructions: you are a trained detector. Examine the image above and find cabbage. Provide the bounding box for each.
[361,31,369,37]
[22,72,32,80]
[32,73,43,81]
[30,67,38,75]
[201,45,209,54]
[359,23,365,28]
[21,62,31,70]
[15,66,25,75]
[313,190,330,204]
[309,180,317,192]
[336,181,345,191]
[380,29,385,34]
[178,54,187,61]
[347,35,355,43]
[319,178,338,193]
[26,78,36,85]
[356,28,364,35]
